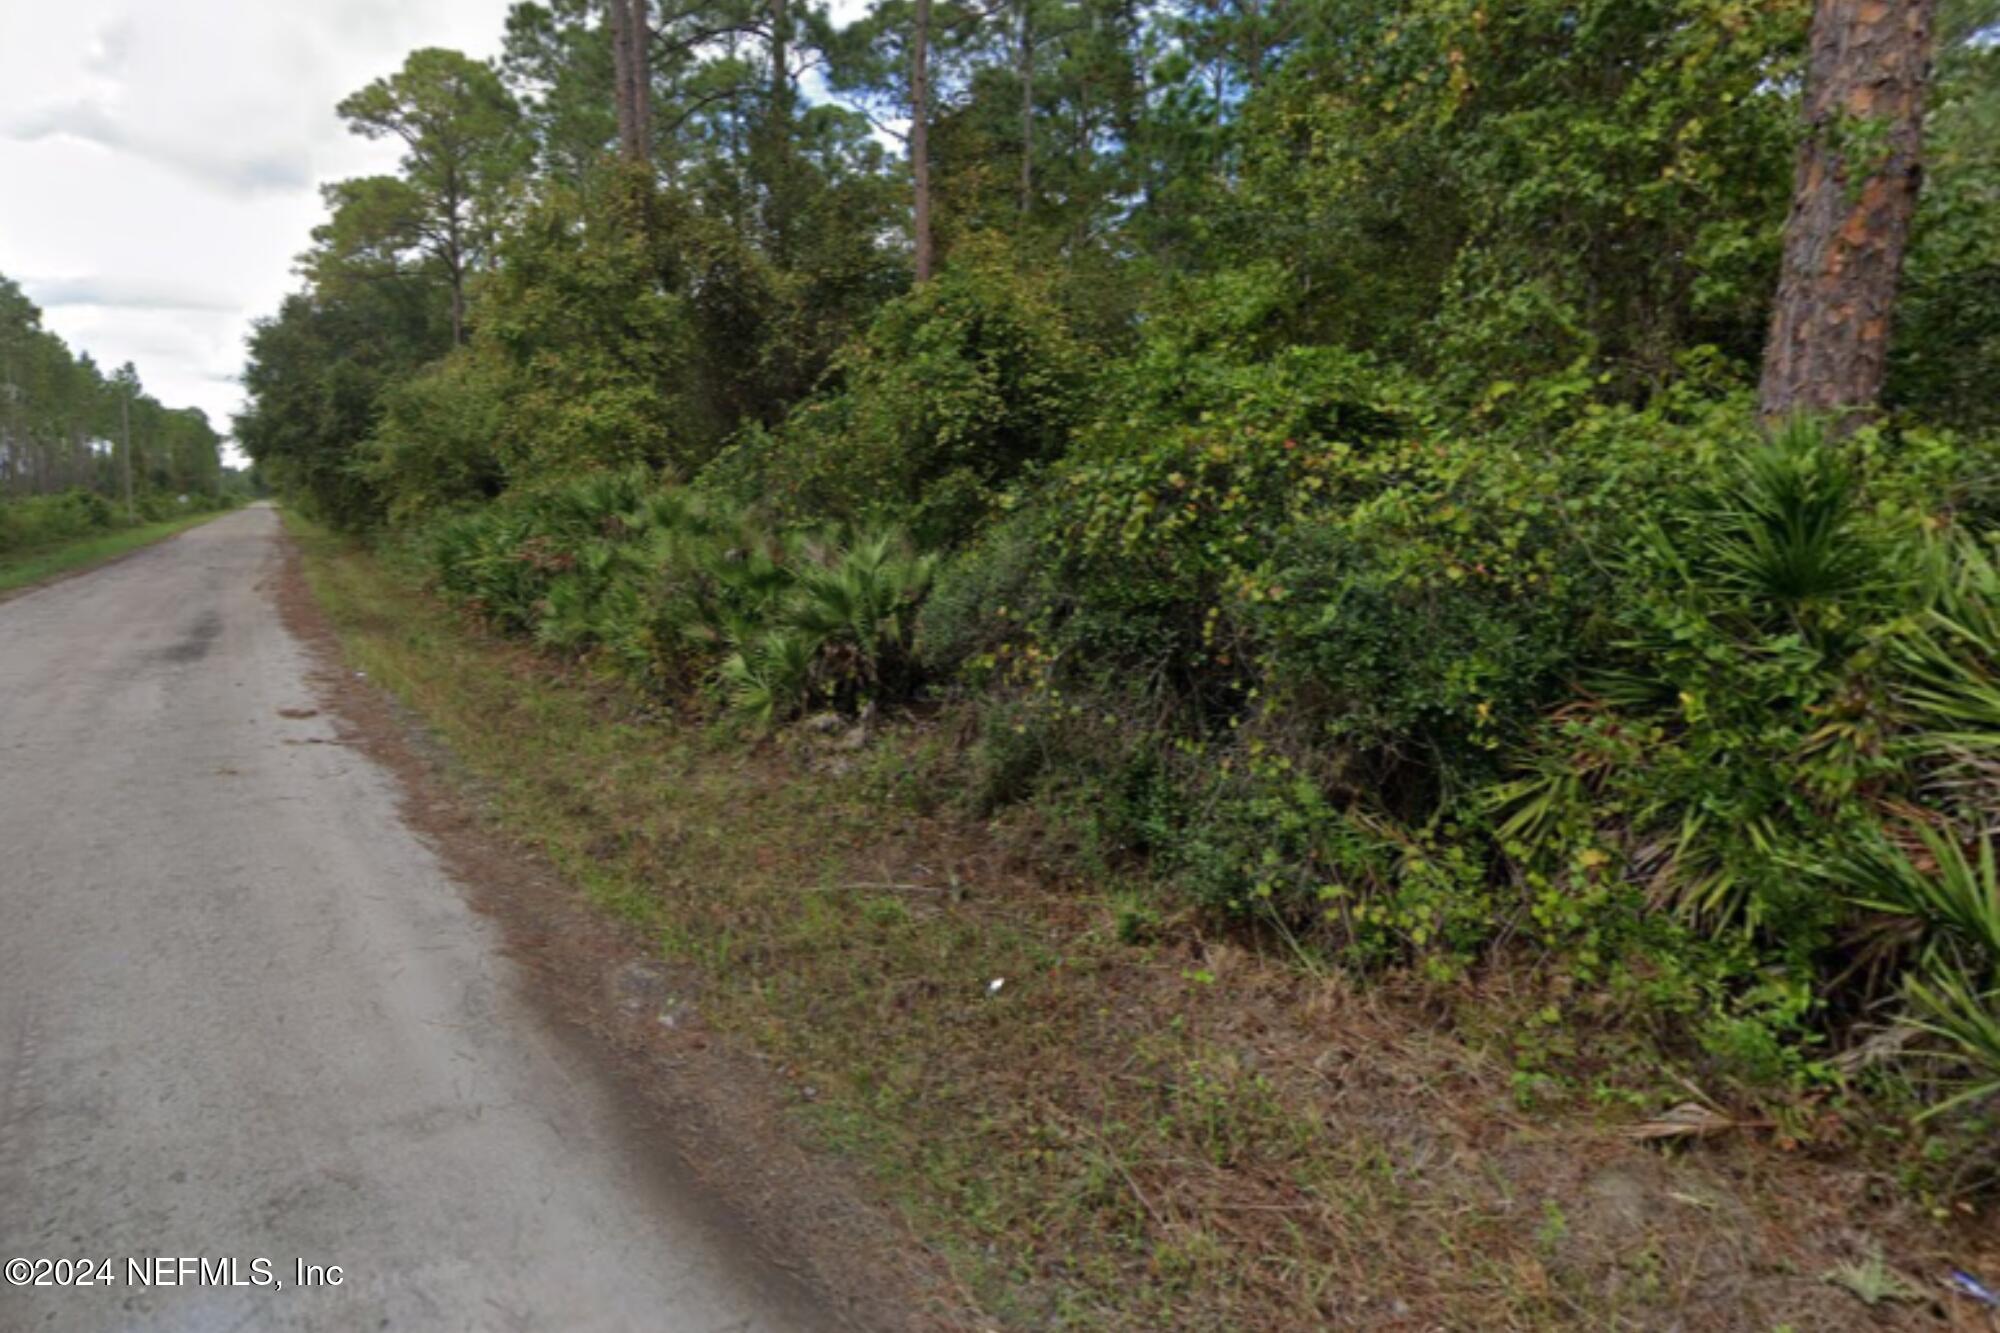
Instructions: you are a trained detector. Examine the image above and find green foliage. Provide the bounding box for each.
[778,532,936,698]
[1237,0,1807,399]
[240,0,2000,1151]
[236,282,448,528]
[1681,422,1888,620]
[0,490,119,554]
[474,182,698,481]
[733,247,1086,547]
[917,344,2000,1124]
[1478,421,2000,1119]
[428,465,656,632]
[334,46,530,319]
[1824,826,1999,977]
[928,270,1686,802]
[359,350,508,523]
[712,531,935,723]
[1898,531,2000,795]
[1515,423,1905,931]
[0,489,239,560]
[1904,971,2000,1120]
[0,272,226,509]
[1819,817,2000,1123]
[1891,36,2000,430]
[1822,1250,1921,1307]
[425,467,935,724]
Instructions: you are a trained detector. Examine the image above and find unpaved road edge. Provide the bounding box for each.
[275,519,963,1333]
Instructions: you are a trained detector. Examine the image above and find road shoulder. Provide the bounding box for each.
[281,514,2000,1330]
[0,507,236,604]
[275,516,952,1332]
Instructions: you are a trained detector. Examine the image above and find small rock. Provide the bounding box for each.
[610,959,669,1011]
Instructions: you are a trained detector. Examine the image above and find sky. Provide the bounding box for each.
[0,0,514,458]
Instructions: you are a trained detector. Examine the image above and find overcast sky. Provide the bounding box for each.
[0,0,514,457]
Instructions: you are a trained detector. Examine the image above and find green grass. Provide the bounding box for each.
[286,509,1989,1332]
[0,508,232,596]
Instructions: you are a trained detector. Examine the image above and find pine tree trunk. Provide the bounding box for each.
[607,0,635,159]
[762,0,794,254]
[911,0,934,283]
[607,0,649,163]
[120,387,133,520]
[1759,0,1938,428]
[1018,0,1034,217]
[626,0,650,160]
[445,168,467,347]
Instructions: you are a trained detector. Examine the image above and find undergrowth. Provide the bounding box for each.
[408,354,2000,1197]
[295,510,1998,1330]
[0,497,240,593]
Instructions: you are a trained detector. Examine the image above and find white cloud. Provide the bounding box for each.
[10,99,315,195]
[0,0,510,459]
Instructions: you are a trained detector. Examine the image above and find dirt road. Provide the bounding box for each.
[0,506,829,1331]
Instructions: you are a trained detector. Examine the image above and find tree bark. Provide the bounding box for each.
[119,383,133,520]
[627,0,651,160]
[911,0,934,283]
[608,0,635,159]
[444,163,468,346]
[448,258,465,347]
[769,0,791,147]
[607,0,651,163]
[762,0,795,252]
[1758,0,1938,428]
[1018,0,1033,217]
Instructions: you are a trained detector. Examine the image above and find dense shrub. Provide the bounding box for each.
[0,490,119,554]
[1480,425,2000,1102]
[411,260,2000,1134]
[425,468,933,724]
[923,270,1710,807]
[912,285,2000,1122]
[359,349,508,523]
[714,245,1087,548]
[234,0,2000,1175]
[473,186,700,484]
[0,488,236,556]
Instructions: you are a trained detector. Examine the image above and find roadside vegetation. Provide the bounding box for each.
[1,270,244,590]
[294,510,1996,1329]
[246,0,2000,1323]
[0,497,239,596]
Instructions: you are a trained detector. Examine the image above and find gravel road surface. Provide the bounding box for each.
[0,506,828,1332]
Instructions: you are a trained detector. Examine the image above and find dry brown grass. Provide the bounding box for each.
[293,513,2000,1332]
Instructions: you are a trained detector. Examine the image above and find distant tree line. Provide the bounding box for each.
[0,273,226,505]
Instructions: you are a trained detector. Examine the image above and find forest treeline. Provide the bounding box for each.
[1,274,234,554]
[242,0,2000,1167]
